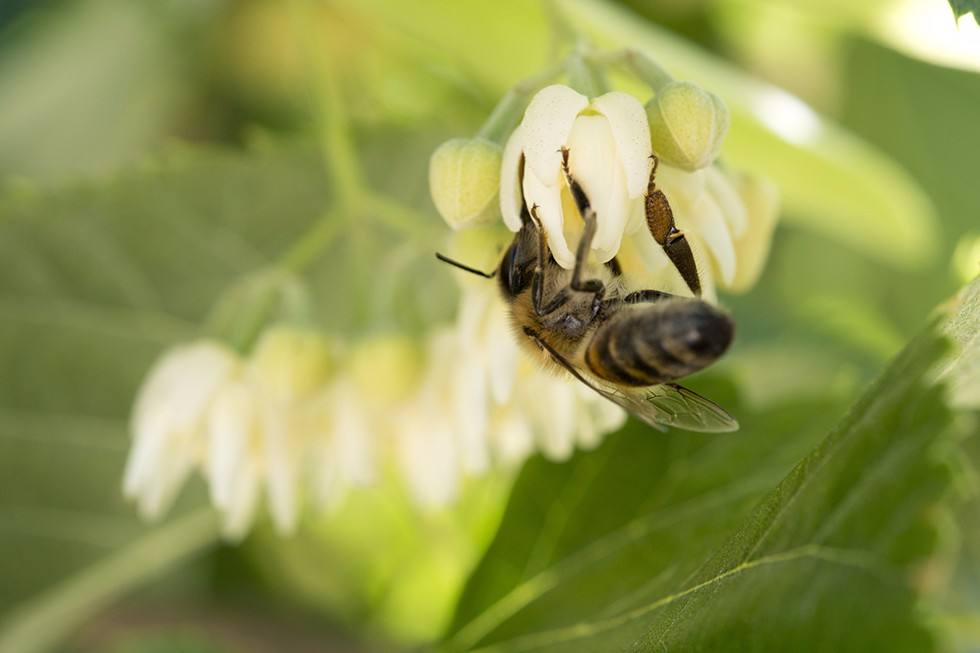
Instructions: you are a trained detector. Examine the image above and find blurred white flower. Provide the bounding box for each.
[123,326,378,539]
[124,341,239,520]
[393,282,627,508]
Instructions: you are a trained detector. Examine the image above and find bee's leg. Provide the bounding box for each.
[604,256,622,277]
[645,155,702,297]
[598,289,680,316]
[529,205,570,316]
[623,289,677,304]
[560,148,606,297]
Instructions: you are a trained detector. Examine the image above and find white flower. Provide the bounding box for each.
[123,326,371,540]
[501,85,653,268]
[304,377,376,512]
[124,341,239,520]
[498,84,778,302]
[393,282,628,507]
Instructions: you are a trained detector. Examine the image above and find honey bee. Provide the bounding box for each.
[436,148,737,432]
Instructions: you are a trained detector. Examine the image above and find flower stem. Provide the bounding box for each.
[476,60,567,143]
[281,211,344,274]
[566,48,609,97]
[290,0,365,209]
[597,48,675,94]
[0,509,220,653]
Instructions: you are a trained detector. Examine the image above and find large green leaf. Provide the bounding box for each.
[443,289,977,651]
[0,143,332,652]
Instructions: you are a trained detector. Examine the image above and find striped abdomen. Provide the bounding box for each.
[585,299,734,386]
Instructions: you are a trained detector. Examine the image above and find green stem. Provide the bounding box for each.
[0,509,220,653]
[290,0,365,209]
[360,194,444,246]
[476,60,567,143]
[281,211,344,274]
[597,48,674,93]
[566,48,608,97]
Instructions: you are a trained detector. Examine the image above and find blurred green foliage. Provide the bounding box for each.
[0,0,977,652]
[948,0,980,20]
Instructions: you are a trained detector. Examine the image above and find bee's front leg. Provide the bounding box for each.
[529,205,570,317]
[560,148,607,297]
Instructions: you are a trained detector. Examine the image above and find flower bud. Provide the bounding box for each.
[443,224,512,288]
[646,81,729,171]
[429,138,502,229]
[348,336,421,405]
[248,326,332,401]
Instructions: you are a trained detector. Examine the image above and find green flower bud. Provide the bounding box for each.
[249,326,333,401]
[429,138,502,229]
[348,336,421,405]
[646,81,730,171]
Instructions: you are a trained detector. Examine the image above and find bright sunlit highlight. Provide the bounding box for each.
[751,88,822,145]
[878,0,980,73]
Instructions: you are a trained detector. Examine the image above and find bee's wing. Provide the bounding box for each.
[639,383,739,433]
[527,331,738,433]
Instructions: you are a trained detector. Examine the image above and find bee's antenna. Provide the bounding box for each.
[435,252,495,279]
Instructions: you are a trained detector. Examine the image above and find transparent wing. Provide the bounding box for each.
[528,332,738,433]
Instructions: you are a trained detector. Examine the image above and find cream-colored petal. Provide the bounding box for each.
[221,462,260,541]
[729,174,780,292]
[486,300,518,404]
[682,194,736,287]
[523,166,576,268]
[705,166,748,238]
[131,341,238,437]
[492,409,534,467]
[262,407,300,534]
[533,377,576,461]
[453,347,490,474]
[123,415,170,499]
[591,91,653,198]
[593,395,627,434]
[331,383,375,485]
[655,164,705,210]
[567,115,629,261]
[500,124,526,232]
[398,416,458,508]
[206,382,253,509]
[137,448,193,520]
[522,85,589,188]
[624,195,645,235]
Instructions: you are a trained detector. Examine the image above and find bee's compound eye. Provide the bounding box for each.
[499,243,527,297]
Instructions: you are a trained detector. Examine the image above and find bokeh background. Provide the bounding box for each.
[0,1,978,652]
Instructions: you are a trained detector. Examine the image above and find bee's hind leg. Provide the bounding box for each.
[645,155,702,297]
[623,289,678,304]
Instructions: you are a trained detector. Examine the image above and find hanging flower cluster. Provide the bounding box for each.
[123,48,780,539]
[124,328,373,539]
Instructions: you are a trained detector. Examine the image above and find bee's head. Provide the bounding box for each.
[497,227,538,300]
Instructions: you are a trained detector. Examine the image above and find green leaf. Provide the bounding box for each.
[948,0,980,21]
[0,142,331,651]
[444,288,977,651]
